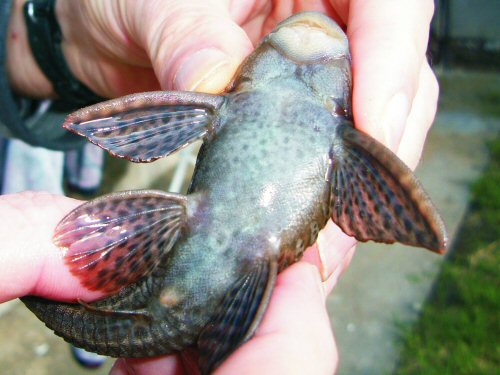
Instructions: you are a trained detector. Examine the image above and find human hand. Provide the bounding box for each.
[9,0,438,170]
[0,192,103,303]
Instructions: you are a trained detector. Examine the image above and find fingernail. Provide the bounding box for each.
[174,48,235,93]
[380,92,410,151]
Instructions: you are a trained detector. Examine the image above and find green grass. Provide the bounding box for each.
[396,138,500,375]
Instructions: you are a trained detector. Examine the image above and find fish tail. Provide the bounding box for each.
[21,295,180,357]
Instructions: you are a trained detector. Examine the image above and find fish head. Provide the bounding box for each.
[230,12,352,116]
[267,12,349,65]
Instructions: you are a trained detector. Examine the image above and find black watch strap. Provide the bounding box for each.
[23,0,104,106]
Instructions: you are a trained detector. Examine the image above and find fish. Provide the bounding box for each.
[21,11,447,374]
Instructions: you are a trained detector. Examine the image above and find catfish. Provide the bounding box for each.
[22,12,447,374]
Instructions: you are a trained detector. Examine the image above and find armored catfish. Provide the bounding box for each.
[22,12,447,374]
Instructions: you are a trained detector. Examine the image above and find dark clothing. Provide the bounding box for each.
[0,0,83,150]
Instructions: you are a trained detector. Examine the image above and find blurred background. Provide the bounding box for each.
[0,0,499,373]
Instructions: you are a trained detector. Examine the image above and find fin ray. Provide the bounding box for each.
[330,124,447,252]
[63,91,225,162]
[54,190,187,293]
[198,257,278,374]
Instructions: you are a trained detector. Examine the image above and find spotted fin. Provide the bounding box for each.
[198,257,278,374]
[63,91,225,162]
[329,124,447,253]
[54,190,187,293]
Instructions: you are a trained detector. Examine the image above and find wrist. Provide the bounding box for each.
[6,0,54,98]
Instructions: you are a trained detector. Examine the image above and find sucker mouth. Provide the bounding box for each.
[267,12,349,63]
[276,16,345,41]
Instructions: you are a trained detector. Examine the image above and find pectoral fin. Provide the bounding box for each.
[64,91,225,162]
[54,190,187,293]
[198,257,278,374]
[329,124,447,253]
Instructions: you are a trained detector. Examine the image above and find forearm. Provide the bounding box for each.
[6,0,53,98]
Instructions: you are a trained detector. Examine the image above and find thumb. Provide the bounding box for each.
[347,0,434,152]
[0,192,103,303]
[136,1,253,93]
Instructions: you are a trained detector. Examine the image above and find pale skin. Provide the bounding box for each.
[2,0,438,373]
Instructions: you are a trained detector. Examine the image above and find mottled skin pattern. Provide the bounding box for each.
[22,12,446,372]
[51,44,343,354]
[23,22,348,356]
[155,41,354,348]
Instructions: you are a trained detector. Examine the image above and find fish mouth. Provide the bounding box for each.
[267,12,349,63]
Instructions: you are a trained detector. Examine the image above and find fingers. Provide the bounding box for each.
[129,0,253,93]
[56,0,253,96]
[396,62,439,170]
[0,192,102,303]
[300,219,356,297]
[216,263,337,375]
[322,244,356,295]
[347,0,435,156]
[307,220,357,281]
